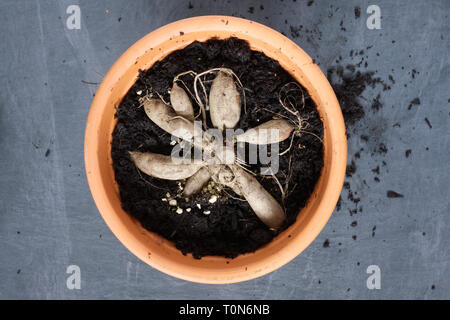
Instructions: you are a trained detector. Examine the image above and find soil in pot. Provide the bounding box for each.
[111,38,324,259]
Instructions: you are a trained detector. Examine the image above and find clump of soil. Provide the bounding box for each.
[326,61,395,222]
[111,38,324,258]
[327,65,389,127]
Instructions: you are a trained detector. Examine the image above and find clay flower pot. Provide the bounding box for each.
[84,16,347,284]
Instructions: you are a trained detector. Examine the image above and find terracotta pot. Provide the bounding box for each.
[84,16,346,284]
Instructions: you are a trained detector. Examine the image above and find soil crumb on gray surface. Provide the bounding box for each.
[408,97,421,110]
[354,7,361,19]
[405,149,412,158]
[387,190,404,198]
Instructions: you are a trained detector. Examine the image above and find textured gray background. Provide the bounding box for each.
[0,0,448,299]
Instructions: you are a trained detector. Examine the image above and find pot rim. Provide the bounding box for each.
[84,15,347,284]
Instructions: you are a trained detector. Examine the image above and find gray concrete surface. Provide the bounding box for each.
[0,0,448,299]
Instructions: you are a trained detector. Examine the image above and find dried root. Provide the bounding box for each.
[278,82,322,143]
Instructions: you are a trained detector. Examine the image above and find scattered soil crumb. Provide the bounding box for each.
[408,97,420,110]
[336,196,342,211]
[323,239,330,248]
[388,75,395,84]
[346,160,357,177]
[371,94,382,111]
[347,189,360,204]
[378,143,388,154]
[354,7,361,19]
[387,190,404,198]
[405,149,412,158]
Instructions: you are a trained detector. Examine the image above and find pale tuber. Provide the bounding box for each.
[129,151,203,180]
[183,167,212,197]
[235,119,294,144]
[209,70,241,130]
[143,98,195,142]
[170,82,195,121]
[230,165,286,229]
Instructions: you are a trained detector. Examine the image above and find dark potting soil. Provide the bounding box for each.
[325,60,394,218]
[111,38,324,259]
[326,65,389,127]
